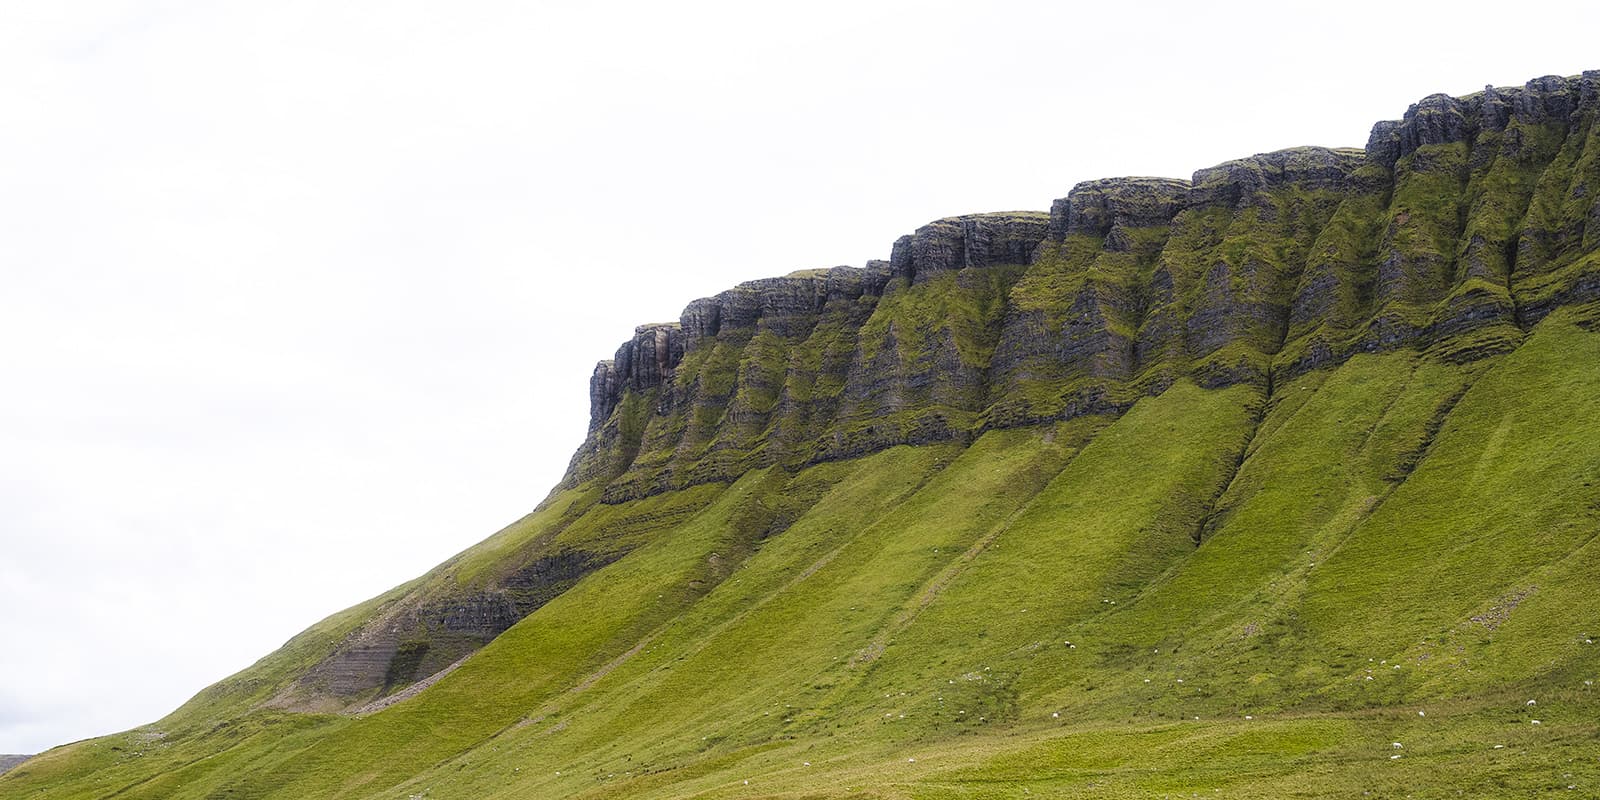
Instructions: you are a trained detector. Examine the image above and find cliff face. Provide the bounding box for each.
[571,72,1600,502]
[265,72,1600,714]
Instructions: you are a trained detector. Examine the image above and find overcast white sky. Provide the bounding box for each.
[1,0,1594,755]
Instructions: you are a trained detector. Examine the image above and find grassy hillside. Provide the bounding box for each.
[5,73,1600,799]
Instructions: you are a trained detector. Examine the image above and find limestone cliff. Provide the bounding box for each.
[268,72,1600,713]
[570,72,1600,502]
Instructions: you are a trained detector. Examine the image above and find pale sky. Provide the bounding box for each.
[1,0,1595,755]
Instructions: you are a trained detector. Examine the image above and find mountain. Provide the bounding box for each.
[5,71,1600,799]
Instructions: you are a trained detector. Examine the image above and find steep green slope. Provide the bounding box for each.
[5,72,1600,800]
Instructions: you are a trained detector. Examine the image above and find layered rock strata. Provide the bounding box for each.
[571,73,1600,501]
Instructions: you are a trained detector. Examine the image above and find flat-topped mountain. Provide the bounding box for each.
[5,70,1599,800]
[570,75,1599,503]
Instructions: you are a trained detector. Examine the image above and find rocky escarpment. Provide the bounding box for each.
[13,70,1600,800]
[571,72,1600,501]
[569,211,1054,496]
[250,72,1600,716]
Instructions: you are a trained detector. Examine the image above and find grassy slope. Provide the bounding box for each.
[5,310,1599,800]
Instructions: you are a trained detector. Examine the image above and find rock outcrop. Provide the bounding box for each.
[568,73,1600,501]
